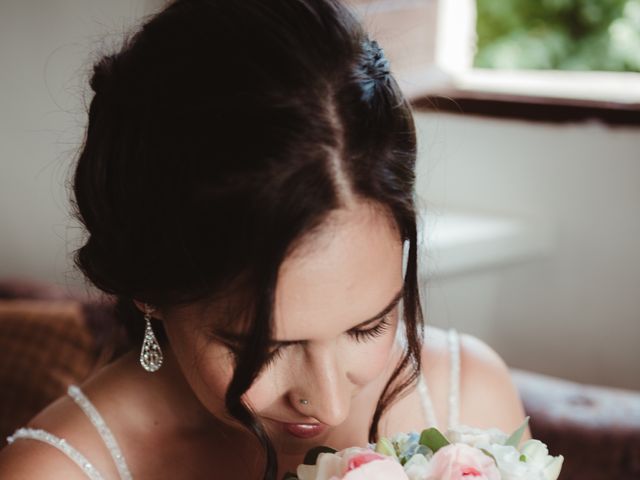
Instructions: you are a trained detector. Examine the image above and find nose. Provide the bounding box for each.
[290,346,352,427]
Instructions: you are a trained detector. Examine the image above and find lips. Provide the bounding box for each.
[279,422,328,439]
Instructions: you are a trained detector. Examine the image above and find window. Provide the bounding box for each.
[475,0,640,73]
[348,0,640,122]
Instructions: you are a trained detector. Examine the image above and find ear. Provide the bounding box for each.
[133,300,164,320]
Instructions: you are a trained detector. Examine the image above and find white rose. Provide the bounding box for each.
[520,440,564,480]
[445,425,508,448]
[478,441,563,480]
[296,449,345,480]
[481,444,545,480]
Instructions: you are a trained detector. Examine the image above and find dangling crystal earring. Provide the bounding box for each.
[140,304,163,372]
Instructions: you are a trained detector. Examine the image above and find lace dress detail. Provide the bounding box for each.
[6,385,132,480]
[417,327,461,431]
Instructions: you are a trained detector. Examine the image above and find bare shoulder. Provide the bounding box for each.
[0,435,89,480]
[366,326,531,439]
[455,331,531,439]
[0,361,134,480]
[0,393,95,480]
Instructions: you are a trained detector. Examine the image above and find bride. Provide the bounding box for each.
[0,0,530,478]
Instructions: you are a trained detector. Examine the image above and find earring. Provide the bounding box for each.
[299,398,310,406]
[139,304,163,372]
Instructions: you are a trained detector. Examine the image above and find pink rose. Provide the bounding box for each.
[336,452,409,480]
[427,444,500,480]
[297,448,409,480]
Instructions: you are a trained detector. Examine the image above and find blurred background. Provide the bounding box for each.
[1,0,639,393]
[475,0,640,72]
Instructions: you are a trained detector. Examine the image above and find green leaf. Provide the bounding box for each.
[519,454,527,462]
[480,448,498,466]
[303,446,337,465]
[505,416,530,448]
[375,437,398,459]
[419,427,450,453]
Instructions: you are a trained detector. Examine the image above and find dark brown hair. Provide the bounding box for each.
[72,0,423,478]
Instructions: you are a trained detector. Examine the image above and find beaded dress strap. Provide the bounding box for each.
[447,328,461,430]
[417,327,461,431]
[6,427,106,480]
[67,385,132,480]
[416,372,439,429]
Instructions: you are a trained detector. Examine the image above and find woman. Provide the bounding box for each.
[0,0,529,478]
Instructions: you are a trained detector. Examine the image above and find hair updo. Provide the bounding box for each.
[73,0,423,477]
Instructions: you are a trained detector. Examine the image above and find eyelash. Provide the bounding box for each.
[263,313,393,367]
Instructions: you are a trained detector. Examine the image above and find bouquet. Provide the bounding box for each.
[285,418,563,480]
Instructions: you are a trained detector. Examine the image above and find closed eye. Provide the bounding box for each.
[348,313,393,342]
[263,312,394,366]
[214,288,403,367]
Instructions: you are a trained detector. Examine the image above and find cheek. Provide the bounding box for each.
[197,349,234,395]
[164,322,231,407]
[197,349,282,413]
[348,327,398,385]
[183,345,237,418]
[244,371,281,412]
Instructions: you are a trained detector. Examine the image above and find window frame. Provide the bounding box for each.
[398,0,640,124]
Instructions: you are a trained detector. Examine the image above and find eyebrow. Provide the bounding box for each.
[215,288,404,348]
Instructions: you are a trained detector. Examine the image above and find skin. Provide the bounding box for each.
[147,200,406,475]
[0,200,530,479]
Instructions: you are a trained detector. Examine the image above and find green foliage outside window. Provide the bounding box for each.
[475,0,640,72]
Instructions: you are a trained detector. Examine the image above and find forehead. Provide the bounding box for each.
[273,202,403,341]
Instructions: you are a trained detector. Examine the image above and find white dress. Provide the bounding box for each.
[6,328,461,479]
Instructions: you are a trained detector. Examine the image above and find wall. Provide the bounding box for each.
[0,0,160,292]
[414,111,640,390]
[1,0,638,389]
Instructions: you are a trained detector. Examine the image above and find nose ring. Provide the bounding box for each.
[299,398,310,405]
